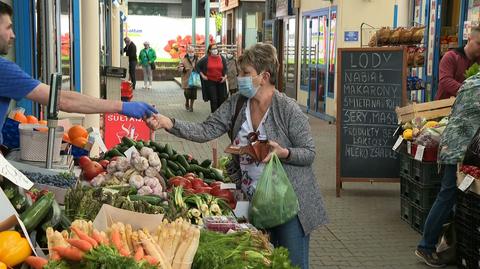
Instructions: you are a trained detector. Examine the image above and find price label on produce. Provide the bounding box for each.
[407,141,412,154]
[124,146,139,161]
[458,174,475,192]
[0,154,33,190]
[89,127,107,153]
[414,145,425,161]
[392,136,404,151]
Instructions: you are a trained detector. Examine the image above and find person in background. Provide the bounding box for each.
[145,43,328,269]
[0,2,157,144]
[196,44,228,113]
[139,41,156,90]
[416,73,480,267]
[435,26,480,100]
[179,46,198,112]
[123,37,137,90]
[226,51,239,95]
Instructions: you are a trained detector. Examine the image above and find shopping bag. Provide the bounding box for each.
[188,71,202,88]
[150,62,156,70]
[249,154,299,229]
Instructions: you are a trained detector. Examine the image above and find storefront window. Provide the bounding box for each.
[327,10,336,96]
[60,0,72,90]
[300,17,309,90]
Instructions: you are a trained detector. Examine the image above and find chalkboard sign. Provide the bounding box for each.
[336,47,407,197]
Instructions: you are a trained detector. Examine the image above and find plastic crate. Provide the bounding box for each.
[410,143,438,162]
[400,197,413,225]
[456,248,480,269]
[408,179,440,210]
[400,153,413,178]
[19,124,63,162]
[411,204,428,234]
[400,176,411,199]
[2,118,21,149]
[411,160,442,185]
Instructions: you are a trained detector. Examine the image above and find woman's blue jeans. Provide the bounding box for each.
[418,164,457,253]
[268,216,310,269]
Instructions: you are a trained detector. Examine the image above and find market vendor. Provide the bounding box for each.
[435,26,480,100]
[416,73,480,267]
[146,43,328,269]
[0,3,157,143]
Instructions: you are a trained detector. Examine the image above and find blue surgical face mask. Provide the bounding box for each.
[237,74,262,98]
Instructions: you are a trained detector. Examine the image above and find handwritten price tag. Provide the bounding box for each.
[407,141,412,154]
[458,174,475,192]
[392,136,404,151]
[414,145,425,161]
[0,154,33,190]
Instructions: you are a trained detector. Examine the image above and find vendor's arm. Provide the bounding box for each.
[438,52,462,98]
[26,84,157,119]
[151,97,235,143]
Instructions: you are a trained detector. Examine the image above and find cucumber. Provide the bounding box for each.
[129,194,163,205]
[203,178,215,184]
[191,164,210,175]
[210,168,224,180]
[175,170,183,176]
[20,192,54,232]
[108,148,124,157]
[135,141,144,150]
[165,143,174,157]
[159,153,170,159]
[172,149,178,154]
[177,155,190,170]
[167,160,180,171]
[170,154,179,161]
[11,193,27,213]
[150,142,165,152]
[200,159,212,168]
[178,165,187,175]
[190,159,199,165]
[122,136,137,147]
[165,167,176,179]
[119,145,129,153]
[198,172,204,179]
[59,213,72,230]
[160,158,168,170]
[143,141,151,147]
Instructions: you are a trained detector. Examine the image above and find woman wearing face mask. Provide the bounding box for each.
[226,52,239,95]
[196,44,228,112]
[179,46,199,112]
[146,43,328,269]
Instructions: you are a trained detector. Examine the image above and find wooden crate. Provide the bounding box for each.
[395,98,456,124]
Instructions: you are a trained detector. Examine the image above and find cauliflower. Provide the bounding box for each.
[132,156,149,172]
[115,157,130,172]
[145,167,160,178]
[129,175,145,189]
[113,171,125,179]
[130,151,140,160]
[91,173,107,187]
[152,185,163,196]
[148,152,161,167]
[140,147,155,158]
[144,177,160,189]
[137,185,153,195]
[106,161,118,174]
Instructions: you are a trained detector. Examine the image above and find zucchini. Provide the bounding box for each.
[20,192,54,232]
[129,194,163,206]
[210,168,224,180]
[177,155,190,170]
[165,167,176,179]
[200,159,212,168]
[121,136,137,147]
[11,193,27,212]
[59,213,72,230]
[167,160,180,171]
[159,153,170,159]
[44,200,61,228]
[165,143,174,157]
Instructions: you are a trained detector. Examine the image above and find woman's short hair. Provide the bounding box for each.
[207,43,217,54]
[238,43,279,85]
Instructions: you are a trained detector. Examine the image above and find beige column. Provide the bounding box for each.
[111,5,121,67]
[80,0,100,129]
[396,0,409,27]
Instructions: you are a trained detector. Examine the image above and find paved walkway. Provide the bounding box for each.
[133,81,455,269]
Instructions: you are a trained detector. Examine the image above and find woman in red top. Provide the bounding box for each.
[196,44,228,112]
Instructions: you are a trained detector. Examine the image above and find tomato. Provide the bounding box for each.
[191,178,204,189]
[83,161,105,181]
[99,160,110,169]
[78,156,91,169]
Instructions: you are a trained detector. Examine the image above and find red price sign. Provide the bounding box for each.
[104,113,151,150]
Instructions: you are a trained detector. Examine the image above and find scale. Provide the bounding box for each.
[46,73,62,169]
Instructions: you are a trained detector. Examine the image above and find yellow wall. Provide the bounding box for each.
[297,0,408,119]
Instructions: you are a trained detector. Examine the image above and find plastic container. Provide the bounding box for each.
[19,124,63,162]
[400,197,412,225]
[400,175,411,199]
[2,118,20,149]
[411,204,428,234]
[408,179,440,210]
[400,153,413,178]
[203,216,238,233]
[411,160,443,185]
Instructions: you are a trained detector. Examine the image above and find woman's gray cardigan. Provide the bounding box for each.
[168,91,328,234]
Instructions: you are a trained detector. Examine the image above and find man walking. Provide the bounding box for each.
[123,37,137,89]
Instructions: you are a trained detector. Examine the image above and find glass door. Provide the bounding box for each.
[308,15,328,113]
[283,17,296,99]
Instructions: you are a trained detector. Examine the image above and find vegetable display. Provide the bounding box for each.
[401,117,448,148]
[460,165,480,178]
[20,171,76,188]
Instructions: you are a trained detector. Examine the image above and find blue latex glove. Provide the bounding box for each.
[121,102,158,119]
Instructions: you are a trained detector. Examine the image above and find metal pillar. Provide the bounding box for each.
[205,0,210,52]
[192,0,197,45]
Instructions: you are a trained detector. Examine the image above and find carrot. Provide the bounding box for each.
[110,227,123,251]
[52,246,84,261]
[51,252,61,261]
[71,226,98,247]
[119,247,130,257]
[25,256,48,269]
[67,238,93,252]
[91,230,103,244]
[143,255,159,266]
[134,246,145,261]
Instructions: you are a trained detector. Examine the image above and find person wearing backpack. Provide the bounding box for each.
[139,41,156,90]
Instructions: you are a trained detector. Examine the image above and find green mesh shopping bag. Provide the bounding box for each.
[249,154,299,229]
